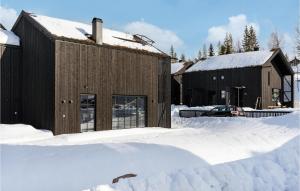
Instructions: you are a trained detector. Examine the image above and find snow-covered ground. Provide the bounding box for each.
[1,107,300,191]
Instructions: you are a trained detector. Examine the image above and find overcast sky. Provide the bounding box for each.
[0,0,298,59]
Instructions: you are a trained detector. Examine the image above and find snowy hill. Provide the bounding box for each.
[1,109,299,191]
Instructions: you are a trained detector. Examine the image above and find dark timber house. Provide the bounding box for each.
[183,49,294,109]
[171,61,194,105]
[0,26,21,124]
[1,11,171,135]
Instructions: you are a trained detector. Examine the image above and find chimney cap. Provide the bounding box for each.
[92,17,103,23]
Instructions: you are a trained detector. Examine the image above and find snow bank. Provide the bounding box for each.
[0,124,53,144]
[1,109,299,191]
[30,13,160,54]
[0,28,20,46]
[186,50,274,72]
[90,136,300,191]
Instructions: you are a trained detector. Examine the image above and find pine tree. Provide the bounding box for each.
[219,45,226,55]
[197,50,202,60]
[180,53,186,61]
[249,25,259,51]
[170,45,175,57]
[236,40,242,53]
[242,25,251,52]
[208,43,215,56]
[202,44,207,59]
[297,26,300,58]
[224,33,234,54]
[268,31,281,50]
[285,53,289,62]
[217,41,222,55]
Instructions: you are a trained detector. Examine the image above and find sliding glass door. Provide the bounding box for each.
[112,95,146,129]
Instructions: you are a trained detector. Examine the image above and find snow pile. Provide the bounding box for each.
[171,62,185,74]
[1,109,299,191]
[0,124,53,144]
[29,14,160,54]
[186,50,274,72]
[0,28,20,46]
[89,135,300,191]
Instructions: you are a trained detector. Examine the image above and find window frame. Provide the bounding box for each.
[112,95,147,130]
[80,94,96,132]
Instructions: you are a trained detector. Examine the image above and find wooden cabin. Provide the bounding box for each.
[182,49,294,109]
[2,11,171,135]
[171,61,193,105]
[0,27,21,124]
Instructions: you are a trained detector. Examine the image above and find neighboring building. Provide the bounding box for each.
[183,49,294,109]
[292,64,300,108]
[171,61,194,105]
[0,11,171,135]
[0,27,21,124]
[290,57,300,67]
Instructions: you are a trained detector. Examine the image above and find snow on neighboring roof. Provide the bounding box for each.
[186,51,275,73]
[0,28,20,46]
[171,62,185,74]
[29,14,161,54]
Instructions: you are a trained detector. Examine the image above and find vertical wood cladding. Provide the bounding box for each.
[261,62,282,108]
[12,16,55,131]
[9,13,170,134]
[0,45,21,123]
[54,40,171,134]
[183,67,262,108]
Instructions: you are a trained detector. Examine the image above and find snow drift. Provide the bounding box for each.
[1,109,299,191]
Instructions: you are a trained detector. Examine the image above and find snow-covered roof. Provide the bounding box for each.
[0,28,20,46]
[186,51,275,72]
[171,62,185,74]
[29,14,161,54]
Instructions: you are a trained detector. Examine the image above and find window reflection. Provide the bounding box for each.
[112,95,147,129]
[80,94,96,132]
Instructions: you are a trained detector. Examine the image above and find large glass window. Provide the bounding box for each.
[80,94,96,132]
[112,95,147,129]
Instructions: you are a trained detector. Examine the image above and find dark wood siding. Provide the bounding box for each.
[12,16,55,131]
[54,40,171,134]
[261,62,281,108]
[0,44,21,123]
[171,75,181,105]
[261,53,292,108]
[158,57,171,128]
[9,12,170,134]
[183,67,262,108]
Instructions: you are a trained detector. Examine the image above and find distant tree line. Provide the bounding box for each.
[171,23,294,63]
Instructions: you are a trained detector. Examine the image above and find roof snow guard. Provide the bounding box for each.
[0,27,20,46]
[186,51,275,72]
[28,13,161,54]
